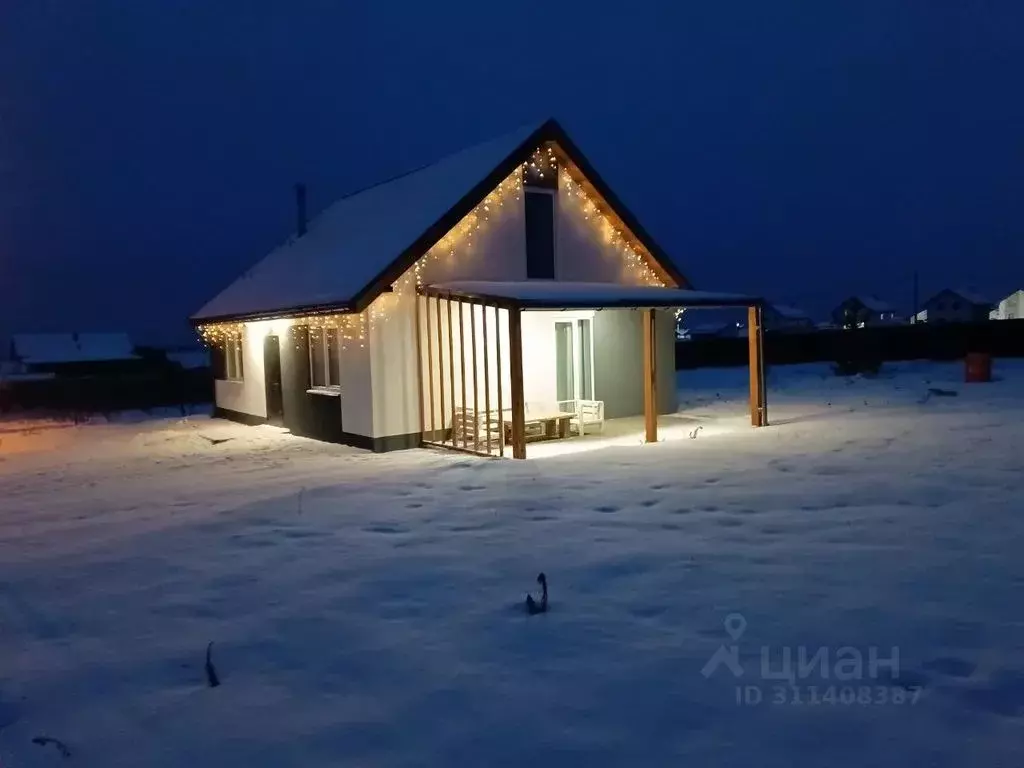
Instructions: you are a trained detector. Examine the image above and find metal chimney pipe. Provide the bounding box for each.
[295,183,307,237]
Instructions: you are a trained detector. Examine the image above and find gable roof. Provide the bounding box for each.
[952,288,991,306]
[12,333,137,364]
[192,119,688,324]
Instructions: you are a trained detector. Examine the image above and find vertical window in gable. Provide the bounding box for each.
[524,143,558,280]
[525,191,555,279]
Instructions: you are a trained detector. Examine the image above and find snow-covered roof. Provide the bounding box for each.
[422,281,759,309]
[192,119,689,323]
[853,296,895,313]
[768,303,810,320]
[12,333,138,364]
[950,288,991,306]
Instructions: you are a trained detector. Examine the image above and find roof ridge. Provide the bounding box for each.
[331,120,545,207]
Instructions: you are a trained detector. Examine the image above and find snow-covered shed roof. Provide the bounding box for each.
[12,333,138,364]
[192,119,689,324]
[421,281,759,310]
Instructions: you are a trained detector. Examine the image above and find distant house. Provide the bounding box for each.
[763,302,814,332]
[989,290,1024,320]
[919,289,992,323]
[677,322,742,341]
[832,296,899,329]
[165,346,211,370]
[10,333,143,376]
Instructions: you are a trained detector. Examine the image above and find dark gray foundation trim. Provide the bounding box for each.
[214,407,423,453]
[339,430,423,453]
[213,406,267,426]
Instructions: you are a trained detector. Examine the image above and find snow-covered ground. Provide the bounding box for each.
[2,361,1023,767]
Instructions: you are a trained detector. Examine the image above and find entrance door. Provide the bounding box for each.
[264,334,284,426]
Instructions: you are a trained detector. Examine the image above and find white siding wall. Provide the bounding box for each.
[376,295,514,439]
[340,329,374,437]
[521,310,595,405]
[555,173,649,285]
[365,190,526,439]
[994,291,1024,320]
[214,322,273,418]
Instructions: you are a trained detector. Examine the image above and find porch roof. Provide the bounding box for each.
[419,281,762,310]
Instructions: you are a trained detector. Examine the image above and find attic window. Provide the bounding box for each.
[525,191,556,279]
[523,144,558,190]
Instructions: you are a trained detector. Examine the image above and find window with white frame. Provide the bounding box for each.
[225,334,244,381]
[309,327,341,390]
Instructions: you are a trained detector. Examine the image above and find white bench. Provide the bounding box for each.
[557,399,605,435]
[451,399,605,449]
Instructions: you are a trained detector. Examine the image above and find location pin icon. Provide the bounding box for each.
[724,613,747,641]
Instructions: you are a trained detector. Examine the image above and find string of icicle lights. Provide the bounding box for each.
[198,146,670,346]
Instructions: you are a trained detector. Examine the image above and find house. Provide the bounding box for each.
[192,119,768,459]
[763,302,814,332]
[989,290,1024,320]
[10,333,144,376]
[832,296,899,328]
[676,320,743,341]
[919,289,992,323]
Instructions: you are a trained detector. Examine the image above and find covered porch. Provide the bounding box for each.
[415,281,767,459]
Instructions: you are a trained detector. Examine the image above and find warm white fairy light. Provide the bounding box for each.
[558,165,665,288]
[199,142,671,346]
[197,322,244,346]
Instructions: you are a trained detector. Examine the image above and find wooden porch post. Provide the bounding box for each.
[508,307,526,459]
[414,294,427,443]
[642,308,658,443]
[747,304,767,427]
[495,305,504,458]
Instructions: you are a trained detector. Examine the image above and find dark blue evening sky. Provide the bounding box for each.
[1,1,1021,343]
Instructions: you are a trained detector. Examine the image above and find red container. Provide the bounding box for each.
[965,352,992,383]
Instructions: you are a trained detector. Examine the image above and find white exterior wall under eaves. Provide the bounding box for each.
[365,190,528,441]
[362,172,680,442]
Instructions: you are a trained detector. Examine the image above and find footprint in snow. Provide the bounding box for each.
[364,524,408,535]
[956,669,1024,717]
[922,656,976,678]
